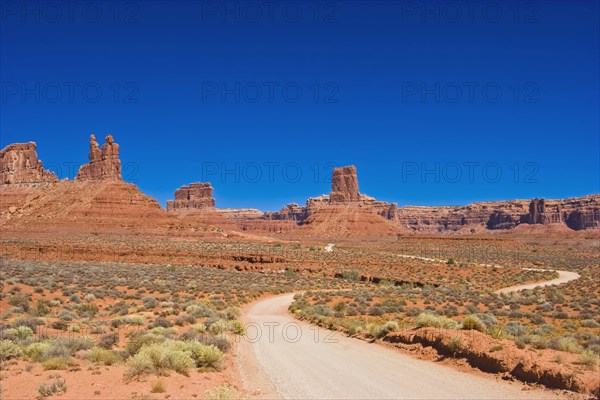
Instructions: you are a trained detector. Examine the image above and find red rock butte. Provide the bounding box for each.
[76,134,122,181]
[167,182,216,211]
[0,142,57,185]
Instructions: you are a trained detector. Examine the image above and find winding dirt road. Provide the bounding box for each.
[238,294,561,399]
[237,248,580,398]
[496,269,581,294]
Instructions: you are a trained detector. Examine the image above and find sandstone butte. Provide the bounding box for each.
[1,136,599,239]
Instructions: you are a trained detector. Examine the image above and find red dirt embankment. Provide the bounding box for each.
[382,327,599,394]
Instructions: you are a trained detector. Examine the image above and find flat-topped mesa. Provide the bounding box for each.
[167,182,216,211]
[0,142,58,185]
[76,134,122,181]
[330,165,360,202]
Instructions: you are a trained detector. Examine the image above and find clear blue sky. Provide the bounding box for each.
[1,0,598,211]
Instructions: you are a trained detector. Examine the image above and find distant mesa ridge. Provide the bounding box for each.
[1,137,599,233]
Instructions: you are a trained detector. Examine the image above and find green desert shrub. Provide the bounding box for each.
[548,336,583,354]
[126,340,195,377]
[126,332,166,355]
[25,341,53,362]
[204,385,239,400]
[340,270,360,281]
[42,357,71,370]
[579,350,599,370]
[38,375,67,398]
[197,334,231,352]
[183,341,223,368]
[416,313,458,329]
[8,294,30,311]
[0,339,22,360]
[98,333,119,349]
[186,303,214,318]
[228,320,245,335]
[502,322,527,337]
[208,320,229,335]
[582,319,600,328]
[461,315,486,332]
[88,347,122,365]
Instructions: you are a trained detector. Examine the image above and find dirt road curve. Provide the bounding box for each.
[395,253,580,295]
[239,293,559,399]
[496,270,581,294]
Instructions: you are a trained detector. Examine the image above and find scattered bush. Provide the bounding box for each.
[0,339,22,360]
[88,347,122,366]
[461,315,486,332]
[38,375,67,398]
[204,385,239,400]
[98,333,119,349]
[151,379,167,393]
[126,340,195,378]
[579,350,599,370]
[8,294,30,312]
[502,322,527,337]
[42,357,71,370]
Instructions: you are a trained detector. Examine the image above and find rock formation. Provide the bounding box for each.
[330,166,360,202]
[262,166,399,229]
[523,198,561,225]
[395,196,600,232]
[0,142,57,185]
[76,134,122,181]
[167,182,216,211]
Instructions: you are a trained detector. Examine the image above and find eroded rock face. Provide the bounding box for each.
[0,142,57,185]
[76,135,122,181]
[525,197,599,230]
[397,196,600,232]
[330,166,360,202]
[167,182,216,211]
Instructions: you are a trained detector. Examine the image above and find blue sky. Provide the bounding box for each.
[1,0,598,211]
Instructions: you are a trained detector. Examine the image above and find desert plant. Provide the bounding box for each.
[126,340,195,378]
[42,357,71,370]
[209,320,229,335]
[502,322,527,337]
[416,313,440,328]
[204,385,239,400]
[228,320,245,335]
[151,379,167,393]
[579,350,599,370]
[38,375,67,398]
[8,293,30,311]
[446,336,463,356]
[88,347,122,366]
[461,315,486,332]
[0,339,22,360]
[184,341,223,368]
[98,333,119,349]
